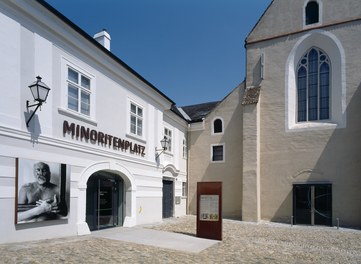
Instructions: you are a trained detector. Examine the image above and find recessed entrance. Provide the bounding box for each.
[293,184,332,226]
[162,179,174,218]
[86,172,124,231]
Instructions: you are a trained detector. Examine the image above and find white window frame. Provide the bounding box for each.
[303,0,323,28]
[182,182,187,197]
[182,138,187,159]
[59,58,96,124]
[67,67,91,116]
[212,117,224,135]
[285,30,346,132]
[210,143,225,163]
[128,100,144,139]
[164,127,173,153]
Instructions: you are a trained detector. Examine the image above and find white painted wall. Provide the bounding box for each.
[0,0,188,243]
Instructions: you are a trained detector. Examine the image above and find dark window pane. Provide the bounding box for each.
[130,115,136,134]
[68,68,78,83]
[314,185,332,226]
[130,104,136,114]
[306,1,319,25]
[308,49,318,121]
[297,67,307,122]
[214,119,222,133]
[319,63,330,119]
[81,75,90,89]
[212,145,223,161]
[294,185,312,225]
[81,92,90,116]
[68,85,78,111]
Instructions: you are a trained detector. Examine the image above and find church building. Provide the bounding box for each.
[0,0,360,244]
[184,0,361,228]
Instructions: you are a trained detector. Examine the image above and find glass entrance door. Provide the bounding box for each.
[86,173,123,231]
[98,179,115,229]
[293,184,332,226]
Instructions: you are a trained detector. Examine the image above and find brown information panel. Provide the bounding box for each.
[196,182,222,240]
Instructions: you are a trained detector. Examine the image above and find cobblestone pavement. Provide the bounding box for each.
[1,215,361,263]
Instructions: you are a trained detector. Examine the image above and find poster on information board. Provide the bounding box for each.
[199,195,219,221]
[197,182,222,240]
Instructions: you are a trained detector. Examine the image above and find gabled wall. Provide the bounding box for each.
[247,0,361,44]
[188,84,244,219]
[245,0,361,226]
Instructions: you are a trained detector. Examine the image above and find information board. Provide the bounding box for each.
[197,182,222,240]
[199,195,219,221]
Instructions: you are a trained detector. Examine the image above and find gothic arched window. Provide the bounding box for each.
[297,47,330,122]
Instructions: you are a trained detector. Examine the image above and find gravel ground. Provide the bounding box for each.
[1,215,360,263]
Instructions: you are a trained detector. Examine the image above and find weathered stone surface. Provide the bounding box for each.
[241,86,261,105]
[1,215,360,263]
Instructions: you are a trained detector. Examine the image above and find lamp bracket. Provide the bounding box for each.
[26,101,42,127]
[155,147,167,159]
[27,100,43,109]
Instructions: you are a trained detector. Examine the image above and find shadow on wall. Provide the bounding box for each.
[271,82,361,228]
[24,111,41,142]
[188,85,244,220]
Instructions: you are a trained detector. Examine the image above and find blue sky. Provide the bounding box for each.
[46,0,271,106]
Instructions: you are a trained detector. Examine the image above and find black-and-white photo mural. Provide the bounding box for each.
[15,158,69,224]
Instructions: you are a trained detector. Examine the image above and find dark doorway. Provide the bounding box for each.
[86,172,123,231]
[293,184,332,226]
[162,180,174,218]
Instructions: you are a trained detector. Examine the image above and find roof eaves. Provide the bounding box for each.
[36,0,175,105]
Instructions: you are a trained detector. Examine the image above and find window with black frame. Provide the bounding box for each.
[212,145,224,162]
[297,47,330,122]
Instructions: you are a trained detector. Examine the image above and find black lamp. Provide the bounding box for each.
[156,136,169,158]
[26,76,50,127]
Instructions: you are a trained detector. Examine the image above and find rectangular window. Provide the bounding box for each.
[182,138,187,159]
[212,145,224,162]
[164,128,172,152]
[130,103,143,137]
[67,67,91,116]
[182,182,187,197]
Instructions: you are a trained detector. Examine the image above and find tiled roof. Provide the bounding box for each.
[180,101,219,122]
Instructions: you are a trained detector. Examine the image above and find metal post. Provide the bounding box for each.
[336,218,339,230]
[291,216,294,227]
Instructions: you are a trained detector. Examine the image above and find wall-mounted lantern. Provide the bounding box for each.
[155,136,169,158]
[26,76,51,127]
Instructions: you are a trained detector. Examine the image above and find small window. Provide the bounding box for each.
[182,182,187,197]
[164,128,172,152]
[211,145,224,162]
[213,118,223,134]
[305,1,319,25]
[130,103,143,137]
[182,138,187,159]
[67,67,91,116]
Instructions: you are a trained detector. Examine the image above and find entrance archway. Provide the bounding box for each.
[86,171,123,231]
[77,161,136,235]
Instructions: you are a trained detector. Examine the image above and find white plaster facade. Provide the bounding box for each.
[0,0,187,244]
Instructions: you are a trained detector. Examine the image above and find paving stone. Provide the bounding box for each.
[1,215,360,263]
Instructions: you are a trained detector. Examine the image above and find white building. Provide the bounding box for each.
[0,0,187,243]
